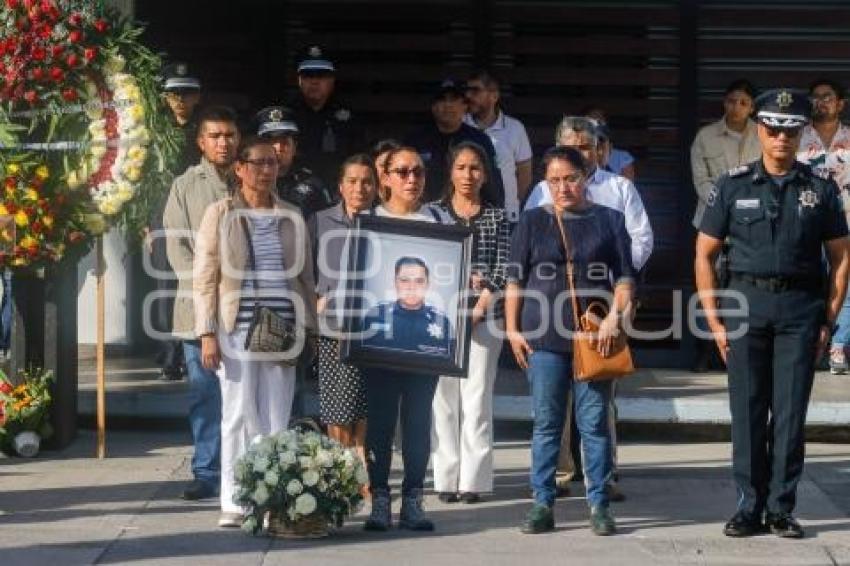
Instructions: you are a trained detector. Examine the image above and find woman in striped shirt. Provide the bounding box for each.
[431,141,511,504]
[193,136,318,528]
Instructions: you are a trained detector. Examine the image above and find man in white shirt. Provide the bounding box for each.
[464,70,533,223]
[524,117,653,271]
[797,77,850,374]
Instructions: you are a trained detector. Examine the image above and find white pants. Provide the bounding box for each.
[217,329,296,513]
[431,321,503,493]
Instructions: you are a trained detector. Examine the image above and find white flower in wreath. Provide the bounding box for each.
[253,482,270,506]
[264,469,280,487]
[279,450,297,466]
[355,464,369,485]
[295,492,317,516]
[286,479,303,496]
[303,469,320,487]
[253,456,271,473]
[335,108,351,122]
[315,449,334,468]
[427,322,443,339]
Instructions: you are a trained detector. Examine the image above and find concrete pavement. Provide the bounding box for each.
[1,430,850,565]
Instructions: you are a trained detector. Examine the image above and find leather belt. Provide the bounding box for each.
[731,273,819,293]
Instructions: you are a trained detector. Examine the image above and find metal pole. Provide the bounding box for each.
[96,235,106,458]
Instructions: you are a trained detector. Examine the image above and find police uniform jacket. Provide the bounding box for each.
[699,159,848,280]
[277,165,335,218]
[361,301,454,358]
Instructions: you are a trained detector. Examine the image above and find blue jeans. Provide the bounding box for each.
[832,293,850,348]
[364,368,439,495]
[527,350,613,508]
[183,340,222,487]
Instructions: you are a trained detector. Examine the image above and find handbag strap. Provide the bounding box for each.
[239,218,261,309]
[553,209,583,331]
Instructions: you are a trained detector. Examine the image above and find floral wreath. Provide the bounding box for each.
[0,0,182,269]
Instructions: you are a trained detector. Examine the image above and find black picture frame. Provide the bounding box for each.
[339,215,473,377]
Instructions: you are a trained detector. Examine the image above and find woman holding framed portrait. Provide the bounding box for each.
[505,146,635,536]
[431,141,512,504]
[361,146,451,532]
[308,153,378,481]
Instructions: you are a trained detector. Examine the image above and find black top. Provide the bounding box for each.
[360,301,454,358]
[506,204,636,354]
[699,159,848,279]
[406,122,505,207]
[288,94,364,186]
[276,166,336,219]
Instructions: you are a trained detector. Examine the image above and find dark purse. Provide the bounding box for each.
[553,210,635,381]
[240,221,300,362]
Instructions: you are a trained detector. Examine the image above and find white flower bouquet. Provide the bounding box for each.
[233,429,368,536]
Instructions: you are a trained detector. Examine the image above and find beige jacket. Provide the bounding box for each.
[192,192,318,338]
[162,158,230,338]
[690,117,761,228]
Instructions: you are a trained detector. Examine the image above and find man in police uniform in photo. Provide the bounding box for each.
[696,88,850,539]
[255,105,335,218]
[289,46,363,187]
[361,257,454,358]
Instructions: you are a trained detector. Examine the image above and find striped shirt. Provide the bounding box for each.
[235,214,295,329]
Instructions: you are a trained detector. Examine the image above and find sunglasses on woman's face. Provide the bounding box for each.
[390,167,425,179]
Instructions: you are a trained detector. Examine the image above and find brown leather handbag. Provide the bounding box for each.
[553,210,634,381]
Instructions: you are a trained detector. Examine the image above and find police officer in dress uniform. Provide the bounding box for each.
[148,61,203,380]
[696,89,850,539]
[361,257,454,358]
[255,105,335,218]
[289,46,363,188]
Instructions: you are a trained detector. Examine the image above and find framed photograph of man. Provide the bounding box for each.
[340,215,473,376]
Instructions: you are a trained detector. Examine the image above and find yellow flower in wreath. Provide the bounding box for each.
[42,215,54,229]
[19,235,38,249]
[5,163,20,176]
[14,210,29,227]
[35,165,49,181]
[24,187,39,201]
[0,204,8,216]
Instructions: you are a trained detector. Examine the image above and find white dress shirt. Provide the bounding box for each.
[464,111,533,222]
[523,167,654,270]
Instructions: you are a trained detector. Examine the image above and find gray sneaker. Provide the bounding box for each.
[399,489,434,531]
[589,506,617,536]
[364,488,392,531]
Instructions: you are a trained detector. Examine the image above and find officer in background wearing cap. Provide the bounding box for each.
[146,61,203,381]
[406,79,504,206]
[162,61,203,173]
[255,105,335,218]
[289,46,363,188]
[696,89,850,539]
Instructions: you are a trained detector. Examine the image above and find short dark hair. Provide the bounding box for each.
[372,138,403,160]
[468,68,500,91]
[441,141,492,202]
[541,146,589,178]
[394,256,429,278]
[724,79,756,99]
[338,153,378,186]
[809,77,846,100]
[236,135,274,162]
[196,105,238,134]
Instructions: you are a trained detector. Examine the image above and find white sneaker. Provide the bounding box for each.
[218,512,243,528]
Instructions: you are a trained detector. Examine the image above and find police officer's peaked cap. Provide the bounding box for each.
[297,45,335,74]
[754,88,811,128]
[433,78,467,101]
[255,106,299,138]
[161,61,201,92]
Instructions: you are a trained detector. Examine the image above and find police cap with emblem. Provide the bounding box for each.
[255,106,299,138]
[754,88,811,128]
[161,62,201,92]
[297,45,335,75]
[433,78,467,102]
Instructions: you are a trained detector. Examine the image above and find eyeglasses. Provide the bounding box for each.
[764,125,802,138]
[241,158,278,169]
[811,94,837,103]
[389,167,425,179]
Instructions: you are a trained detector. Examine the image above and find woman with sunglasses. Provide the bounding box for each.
[193,136,318,528]
[431,141,511,505]
[363,146,449,532]
[506,146,635,536]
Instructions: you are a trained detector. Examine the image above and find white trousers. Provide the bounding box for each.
[431,321,503,493]
[217,329,296,513]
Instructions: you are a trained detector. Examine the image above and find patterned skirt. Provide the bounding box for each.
[317,336,367,425]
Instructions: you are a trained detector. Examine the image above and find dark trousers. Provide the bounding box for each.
[725,280,823,515]
[364,368,439,495]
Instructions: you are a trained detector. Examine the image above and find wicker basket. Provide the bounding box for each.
[267,512,329,539]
